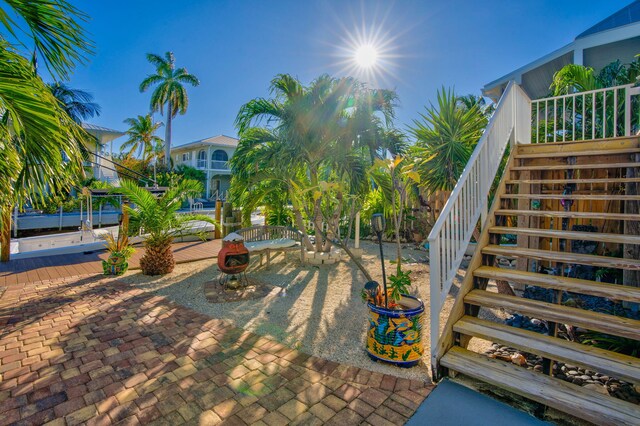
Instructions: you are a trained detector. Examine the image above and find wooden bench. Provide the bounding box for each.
[235,225,305,267]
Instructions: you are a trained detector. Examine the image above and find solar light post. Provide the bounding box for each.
[371,213,388,308]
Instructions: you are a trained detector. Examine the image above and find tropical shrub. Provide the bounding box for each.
[232,74,402,256]
[115,179,215,275]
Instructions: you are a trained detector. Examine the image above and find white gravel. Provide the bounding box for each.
[118,240,469,382]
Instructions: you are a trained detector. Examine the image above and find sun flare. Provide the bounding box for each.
[355,44,378,68]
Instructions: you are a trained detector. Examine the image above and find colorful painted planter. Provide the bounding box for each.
[366,295,424,367]
[102,254,129,276]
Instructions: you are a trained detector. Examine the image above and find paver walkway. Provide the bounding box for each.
[0,272,433,425]
[0,240,221,287]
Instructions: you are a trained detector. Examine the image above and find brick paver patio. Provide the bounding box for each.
[0,272,433,425]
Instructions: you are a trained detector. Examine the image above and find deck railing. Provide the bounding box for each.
[531,84,640,143]
[427,81,531,368]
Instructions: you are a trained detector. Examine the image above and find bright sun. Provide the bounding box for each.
[355,44,378,68]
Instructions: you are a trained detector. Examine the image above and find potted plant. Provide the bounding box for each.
[102,225,134,276]
[362,213,424,367]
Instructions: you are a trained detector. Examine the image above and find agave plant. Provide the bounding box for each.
[115,179,216,275]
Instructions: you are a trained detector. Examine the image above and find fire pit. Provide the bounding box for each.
[217,232,250,288]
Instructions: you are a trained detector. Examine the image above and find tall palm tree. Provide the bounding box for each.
[120,114,164,163]
[139,52,199,169]
[0,0,91,261]
[409,87,487,193]
[48,82,101,123]
[116,179,215,275]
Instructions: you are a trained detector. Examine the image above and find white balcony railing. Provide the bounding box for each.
[210,160,228,170]
[427,81,531,369]
[197,159,207,169]
[531,84,640,143]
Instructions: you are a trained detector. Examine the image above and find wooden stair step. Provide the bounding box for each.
[512,162,640,171]
[488,226,640,245]
[473,266,640,303]
[501,193,640,201]
[506,177,640,184]
[495,209,640,221]
[483,245,640,270]
[440,346,640,426]
[515,148,640,159]
[454,316,640,385]
[464,290,640,340]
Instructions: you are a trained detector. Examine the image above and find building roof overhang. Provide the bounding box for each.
[483,19,640,102]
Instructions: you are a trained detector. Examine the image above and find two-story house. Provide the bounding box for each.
[171,135,238,199]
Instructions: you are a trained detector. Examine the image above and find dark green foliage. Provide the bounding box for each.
[581,332,640,357]
[409,87,488,193]
[388,269,412,302]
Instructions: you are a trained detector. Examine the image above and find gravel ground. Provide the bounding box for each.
[118,240,501,381]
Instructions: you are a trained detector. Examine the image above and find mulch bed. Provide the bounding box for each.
[204,275,281,303]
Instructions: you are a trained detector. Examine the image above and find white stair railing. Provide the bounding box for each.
[428,81,531,368]
[531,84,640,143]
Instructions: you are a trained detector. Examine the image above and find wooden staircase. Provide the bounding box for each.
[437,138,640,425]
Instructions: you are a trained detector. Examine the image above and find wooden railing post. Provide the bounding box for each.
[429,236,441,373]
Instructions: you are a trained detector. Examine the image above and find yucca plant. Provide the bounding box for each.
[103,231,134,259]
[115,179,216,275]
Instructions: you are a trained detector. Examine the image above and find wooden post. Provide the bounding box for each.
[121,200,129,234]
[232,209,241,233]
[223,202,233,236]
[624,154,639,311]
[1,204,12,262]
[13,206,18,238]
[215,199,222,239]
[355,212,360,249]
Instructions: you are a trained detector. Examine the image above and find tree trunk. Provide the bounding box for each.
[342,202,357,248]
[322,192,342,252]
[1,204,11,262]
[165,100,173,170]
[290,194,314,251]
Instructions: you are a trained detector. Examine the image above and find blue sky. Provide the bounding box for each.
[67,0,631,149]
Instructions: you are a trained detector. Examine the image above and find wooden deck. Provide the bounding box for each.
[0,239,221,286]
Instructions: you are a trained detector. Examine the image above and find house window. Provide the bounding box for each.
[211,150,228,169]
[197,150,207,168]
[181,152,191,162]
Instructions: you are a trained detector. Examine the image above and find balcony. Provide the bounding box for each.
[210,161,228,170]
[197,159,207,169]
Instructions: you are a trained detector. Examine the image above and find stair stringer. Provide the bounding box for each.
[432,150,517,380]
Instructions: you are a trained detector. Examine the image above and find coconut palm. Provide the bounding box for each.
[409,87,487,193]
[139,52,199,169]
[120,114,164,163]
[116,179,215,275]
[48,82,101,123]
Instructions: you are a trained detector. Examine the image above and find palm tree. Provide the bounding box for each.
[120,114,164,163]
[139,52,199,169]
[234,74,400,252]
[0,0,92,79]
[48,82,101,123]
[409,87,487,193]
[116,179,215,275]
[0,0,91,261]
